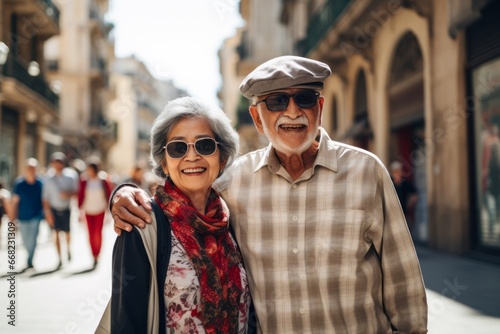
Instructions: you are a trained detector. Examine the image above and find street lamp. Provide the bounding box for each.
[0,42,10,103]
[28,61,40,76]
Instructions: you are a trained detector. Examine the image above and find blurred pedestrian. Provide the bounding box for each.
[124,165,150,194]
[78,157,113,267]
[0,180,11,232]
[10,158,44,271]
[390,160,418,232]
[42,152,79,268]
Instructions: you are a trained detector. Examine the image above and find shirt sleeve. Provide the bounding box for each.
[111,227,151,334]
[374,163,428,333]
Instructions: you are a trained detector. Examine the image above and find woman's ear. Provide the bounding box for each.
[219,160,226,176]
[161,161,169,176]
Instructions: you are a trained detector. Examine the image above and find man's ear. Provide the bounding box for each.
[249,105,265,134]
[318,96,325,127]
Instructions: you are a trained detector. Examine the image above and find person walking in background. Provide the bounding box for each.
[9,158,44,272]
[110,56,427,333]
[0,180,11,236]
[390,160,418,233]
[42,152,79,268]
[78,157,113,268]
[124,165,150,194]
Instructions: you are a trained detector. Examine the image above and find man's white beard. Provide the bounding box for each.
[260,113,319,156]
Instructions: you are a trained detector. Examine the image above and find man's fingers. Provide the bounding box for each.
[113,203,149,228]
[113,225,122,236]
[111,186,151,234]
[134,190,152,213]
[113,214,132,232]
[119,199,151,225]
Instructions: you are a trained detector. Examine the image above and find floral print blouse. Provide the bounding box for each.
[164,233,251,333]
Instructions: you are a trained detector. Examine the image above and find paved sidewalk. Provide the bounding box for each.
[0,214,115,334]
[416,245,500,333]
[1,214,500,333]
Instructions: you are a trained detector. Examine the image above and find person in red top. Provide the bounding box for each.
[78,157,113,268]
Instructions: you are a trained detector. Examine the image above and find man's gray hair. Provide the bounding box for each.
[150,96,240,179]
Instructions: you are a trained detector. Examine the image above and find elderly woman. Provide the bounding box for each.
[110,97,251,334]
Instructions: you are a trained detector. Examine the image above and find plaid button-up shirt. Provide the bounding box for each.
[215,127,427,333]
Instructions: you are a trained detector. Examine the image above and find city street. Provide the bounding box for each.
[0,212,499,333]
[0,210,115,334]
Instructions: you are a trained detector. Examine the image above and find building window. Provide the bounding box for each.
[24,122,37,160]
[0,107,19,187]
[351,70,371,150]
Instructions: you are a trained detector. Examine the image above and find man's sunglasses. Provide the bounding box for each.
[254,91,320,111]
[163,137,219,159]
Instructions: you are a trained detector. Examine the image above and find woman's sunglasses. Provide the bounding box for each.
[254,91,320,111]
[163,137,219,159]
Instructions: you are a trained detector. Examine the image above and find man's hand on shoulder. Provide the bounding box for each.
[111,186,152,235]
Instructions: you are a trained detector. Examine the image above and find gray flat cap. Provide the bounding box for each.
[239,55,332,99]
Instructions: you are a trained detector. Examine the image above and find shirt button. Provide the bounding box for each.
[292,248,299,254]
[292,216,298,221]
[299,307,306,314]
[292,184,297,189]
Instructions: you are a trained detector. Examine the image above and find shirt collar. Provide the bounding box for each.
[253,127,338,174]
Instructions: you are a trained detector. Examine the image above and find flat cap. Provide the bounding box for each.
[239,55,332,99]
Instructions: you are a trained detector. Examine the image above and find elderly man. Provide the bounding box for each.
[110,56,428,333]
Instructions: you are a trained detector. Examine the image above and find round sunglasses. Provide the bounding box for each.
[254,91,320,111]
[163,137,219,159]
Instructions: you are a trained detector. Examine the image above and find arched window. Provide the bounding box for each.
[348,70,372,150]
[388,32,424,127]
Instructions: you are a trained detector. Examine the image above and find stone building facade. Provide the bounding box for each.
[220,0,500,257]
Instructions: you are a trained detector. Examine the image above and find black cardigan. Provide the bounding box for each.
[110,200,257,334]
[111,200,171,334]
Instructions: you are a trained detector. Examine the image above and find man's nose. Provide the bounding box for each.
[282,97,303,118]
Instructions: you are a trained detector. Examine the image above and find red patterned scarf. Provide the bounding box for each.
[154,179,244,333]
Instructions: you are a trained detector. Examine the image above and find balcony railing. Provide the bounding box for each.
[301,0,352,56]
[38,0,60,28]
[89,115,118,142]
[2,54,59,108]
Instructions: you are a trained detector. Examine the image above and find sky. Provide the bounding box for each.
[106,0,244,105]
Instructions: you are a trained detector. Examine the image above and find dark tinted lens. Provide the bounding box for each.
[266,94,290,111]
[195,138,217,155]
[166,141,188,158]
[295,91,317,108]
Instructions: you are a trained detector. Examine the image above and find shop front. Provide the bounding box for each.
[467,0,500,253]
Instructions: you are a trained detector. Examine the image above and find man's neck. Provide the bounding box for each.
[25,176,36,184]
[275,141,319,181]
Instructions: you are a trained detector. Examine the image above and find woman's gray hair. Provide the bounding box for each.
[150,96,240,179]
